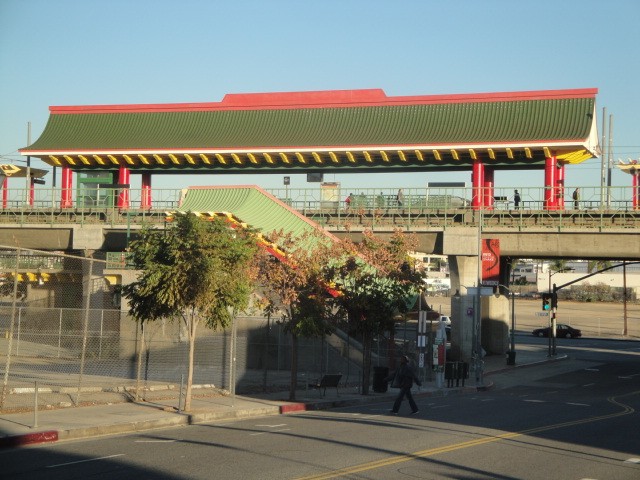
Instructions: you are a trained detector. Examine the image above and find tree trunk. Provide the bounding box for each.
[361,330,373,395]
[184,319,197,411]
[289,333,298,401]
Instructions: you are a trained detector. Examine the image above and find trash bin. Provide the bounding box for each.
[372,366,389,393]
[506,350,516,365]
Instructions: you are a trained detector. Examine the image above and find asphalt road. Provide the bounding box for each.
[2,337,639,479]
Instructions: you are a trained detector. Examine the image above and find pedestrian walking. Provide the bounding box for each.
[513,189,521,209]
[345,193,352,210]
[396,188,404,207]
[572,188,580,209]
[385,355,421,414]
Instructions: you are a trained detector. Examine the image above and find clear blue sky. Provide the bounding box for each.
[1,0,638,193]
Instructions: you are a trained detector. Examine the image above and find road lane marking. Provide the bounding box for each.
[295,391,638,480]
[583,383,595,387]
[565,402,590,406]
[624,458,640,464]
[134,440,177,443]
[47,454,125,468]
[255,424,287,428]
[524,399,546,403]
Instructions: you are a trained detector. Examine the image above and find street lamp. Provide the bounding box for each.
[497,284,516,365]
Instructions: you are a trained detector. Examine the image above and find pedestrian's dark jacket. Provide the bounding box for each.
[385,363,422,389]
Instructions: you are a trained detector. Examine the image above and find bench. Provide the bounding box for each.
[308,374,342,397]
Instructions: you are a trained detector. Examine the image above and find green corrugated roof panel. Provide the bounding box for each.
[25,96,596,152]
[176,186,332,242]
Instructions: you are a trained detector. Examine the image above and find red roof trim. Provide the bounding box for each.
[49,88,598,115]
[20,138,589,155]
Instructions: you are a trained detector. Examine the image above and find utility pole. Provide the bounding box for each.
[600,107,607,209]
[607,114,613,208]
[26,122,31,199]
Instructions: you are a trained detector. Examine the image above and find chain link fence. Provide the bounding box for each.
[1,247,417,413]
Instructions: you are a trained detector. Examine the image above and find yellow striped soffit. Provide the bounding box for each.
[123,154,135,165]
[346,151,356,163]
[107,155,119,165]
[153,154,165,165]
[214,154,225,164]
[138,154,150,165]
[78,154,90,165]
[248,153,258,164]
[263,153,274,164]
[312,152,322,164]
[168,154,180,165]
[415,150,424,161]
[329,152,339,163]
[92,155,105,165]
[279,152,290,164]
[199,153,212,164]
[184,154,196,165]
[295,152,306,164]
[556,149,591,164]
[63,155,76,165]
[48,155,61,166]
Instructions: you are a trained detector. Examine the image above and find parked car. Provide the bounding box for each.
[439,315,452,326]
[532,324,582,338]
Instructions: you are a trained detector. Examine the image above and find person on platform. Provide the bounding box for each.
[514,189,521,209]
[396,188,404,207]
[572,188,580,209]
[384,355,421,415]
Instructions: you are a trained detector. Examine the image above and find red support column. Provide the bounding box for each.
[483,167,494,210]
[2,177,7,209]
[117,166,130,210]
[28,178,35,207]
[633,170,639,210]
[141,173,152,209]
[556,162,565,211]
[61,166,73,208]
[544,156,557,210]
[472,157,485,210]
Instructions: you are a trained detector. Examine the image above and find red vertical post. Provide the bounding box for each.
[2,177,7,209]
[472,157,485,210]
[117,166,130,210]
[28,178,35,207]
[141,173,152,209]
[483,167,494,210]
[61,166,73,208]
[544,156,557,210]
[556,162,565,211]
[633,170,639,209]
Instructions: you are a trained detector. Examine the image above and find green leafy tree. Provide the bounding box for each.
[588,260,612,273]
[122,213,258,411]
[255,229,336,401]
[324,230,423,395]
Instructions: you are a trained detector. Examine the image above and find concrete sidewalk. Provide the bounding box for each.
[0,343,566,448]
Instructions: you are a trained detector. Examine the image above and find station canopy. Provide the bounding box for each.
[20,88,600,174]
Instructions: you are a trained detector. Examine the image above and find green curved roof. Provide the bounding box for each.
[174,185,337,243]
[21,88,600,171]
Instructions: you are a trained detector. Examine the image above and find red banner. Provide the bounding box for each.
[482,238,500,285]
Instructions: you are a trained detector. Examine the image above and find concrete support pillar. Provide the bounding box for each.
[141,173,152,209]
[448,254,510,362]
[61,166,73,208]
[471,157,485,210]
[483,168,494,210]
[544,155,557,210]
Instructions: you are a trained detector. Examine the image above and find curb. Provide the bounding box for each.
[0,362,544,449]
[484,354,569,377]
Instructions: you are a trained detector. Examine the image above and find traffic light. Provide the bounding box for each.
[541,293,552,311]
[551,292,558,309]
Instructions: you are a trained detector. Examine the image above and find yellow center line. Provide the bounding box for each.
[296,393,637,480]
